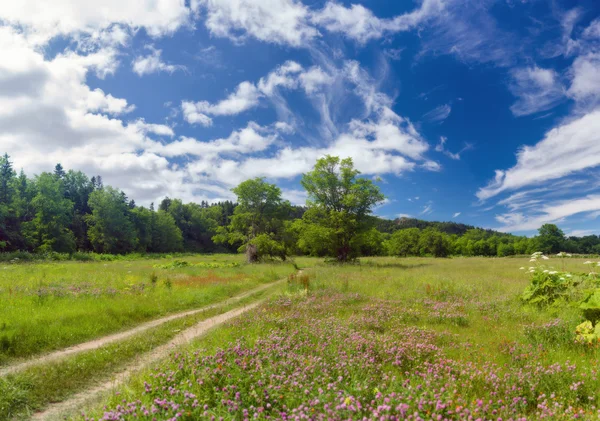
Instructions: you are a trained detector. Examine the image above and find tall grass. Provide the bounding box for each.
[0,254,295,364]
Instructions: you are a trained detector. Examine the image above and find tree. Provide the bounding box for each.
[150,211,183,252]
[418,228,450,257]
[385,228,420,256]
[23,173,76,253]
[54,163,65,179]
[0,153,16,204]
[300,156,385,262]
[536,224,565,254]
[86,187,138,253]
[213,178,288,262]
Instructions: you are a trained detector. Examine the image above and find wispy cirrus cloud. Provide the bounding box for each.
[508,66,565,116]
[423,104,451,123]
[477,109,600,201]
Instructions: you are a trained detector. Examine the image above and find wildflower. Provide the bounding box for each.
[566,274,572,278]
[542,255,549,260]
[584,261,593,265]
[548,271,558,275]
[519,267,525,270]
[543,270,549,273]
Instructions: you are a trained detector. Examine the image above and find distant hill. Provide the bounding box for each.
[372,216,504,237]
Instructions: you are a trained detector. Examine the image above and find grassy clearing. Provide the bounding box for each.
[0,254,295,365]
[0,281,281,421]
[85,256,600,420]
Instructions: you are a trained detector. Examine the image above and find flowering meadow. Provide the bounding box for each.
[86,257,600,421]
[0,254,293,364]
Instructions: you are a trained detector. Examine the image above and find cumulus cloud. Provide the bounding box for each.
[452,212,461,218]
[193,0,446,47]
[0,26,196,205]
[193,0,318,47]
[311,0,444,44]
[477,109,600,200]
[509,66,565,116]
[0,0,191,45]
[132,46,186,76]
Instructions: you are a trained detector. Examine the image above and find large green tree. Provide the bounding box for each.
[299,155,385,262]
[213,178,289,262]
[536,223,565,254]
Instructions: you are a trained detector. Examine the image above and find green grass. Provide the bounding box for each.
[0,281,281,421]
[83,256,600,420]
[0,254,295,364]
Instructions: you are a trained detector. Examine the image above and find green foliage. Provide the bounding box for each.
[151,211,184,252]
[22,173,75,253]
[418,227,451,257]
[580,289,600,323]
[574,320,600,345]
[86,187,138,254]
[537,224,565,254]
[244,233,287,261]
[213,178,289,262]
[300,156,385,262]
[153,260,241,269]
[521,269,576,307]
[385,227,420,256]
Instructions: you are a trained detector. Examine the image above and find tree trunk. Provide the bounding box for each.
[246,243,259,263]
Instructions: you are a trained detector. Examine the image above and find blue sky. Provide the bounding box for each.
[1,0,600,236]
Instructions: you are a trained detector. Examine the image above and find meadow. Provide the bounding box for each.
[0,254,295,365]
[79,256,600,421]
[2,255,600,420]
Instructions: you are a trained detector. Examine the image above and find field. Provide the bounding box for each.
[1,256,600,420]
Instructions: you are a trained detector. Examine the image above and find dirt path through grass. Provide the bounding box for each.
[0,279,284,378]
[30,295,270,421]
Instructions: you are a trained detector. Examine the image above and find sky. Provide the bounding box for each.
[0,0,599,236]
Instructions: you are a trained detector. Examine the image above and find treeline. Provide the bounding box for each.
[0,153,247,254]
[0,153,597,259]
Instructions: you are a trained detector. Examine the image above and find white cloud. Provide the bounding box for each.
[434,136,471,160]
[423,104,451,123]
[148,122,278,157]
[509,66,565,116]
[565,229,597,238]
[477,109,600,200]
[194,0,318,47]
[420,204,433,215]
[495,195,600,232]
[568,53,600,105]
[181,61,333,125]
[299,66,334,94]
[132,46,185,76]
[181,82,261,126]
[311,0,444,44]
[0,0,191,45]
[583,18,600,40]
[397,213,412,218]
[452,212,461,218]
[419,0,517,67]
[0,26,200,205]
[128,119,174,137]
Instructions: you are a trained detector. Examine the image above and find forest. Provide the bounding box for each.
[1,152,598,260]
